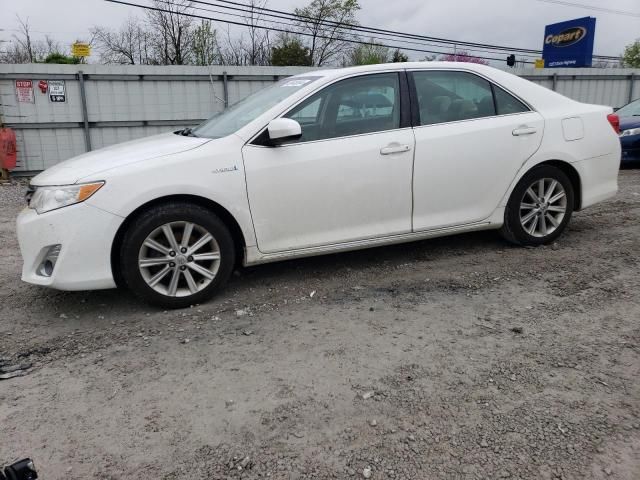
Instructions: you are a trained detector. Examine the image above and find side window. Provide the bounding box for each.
[288,96,322,125]
[412,71,495,125]
[285,73,400,142]
[494,87,529,115]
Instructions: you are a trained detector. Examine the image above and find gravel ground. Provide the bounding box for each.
[1,170,639,480]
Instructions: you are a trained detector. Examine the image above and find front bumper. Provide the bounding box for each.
[17,203,124,291]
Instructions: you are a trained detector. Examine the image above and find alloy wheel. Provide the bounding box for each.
[138,221,221,297]
[519,178,567,238]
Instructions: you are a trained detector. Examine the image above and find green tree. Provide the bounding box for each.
[271,37,311,66]
[347,41,390,65]
[295,0,361,66]
[43,53,81,64]
[392,49,408,62]
[622,39,640,68]
[192,20,219,66]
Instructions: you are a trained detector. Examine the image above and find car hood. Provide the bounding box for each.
[619,116,640,131]
[31,132,210,185]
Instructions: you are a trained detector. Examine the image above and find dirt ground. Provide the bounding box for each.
[1,169,639,480]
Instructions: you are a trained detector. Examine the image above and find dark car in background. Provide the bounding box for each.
[618,98,640,164]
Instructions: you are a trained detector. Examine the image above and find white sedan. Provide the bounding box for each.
[17,62,621,308]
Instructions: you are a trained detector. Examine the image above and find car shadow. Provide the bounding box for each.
[20,229,509,314]
[230,229,508,291]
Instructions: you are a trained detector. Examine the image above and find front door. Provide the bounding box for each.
[242,72,415,254]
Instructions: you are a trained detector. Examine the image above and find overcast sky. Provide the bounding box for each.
[0,0,637,62]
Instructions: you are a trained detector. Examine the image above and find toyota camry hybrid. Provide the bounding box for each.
[17,62,621,308]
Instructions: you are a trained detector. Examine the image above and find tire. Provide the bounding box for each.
[500,165,575,246]
[119,202,235,309]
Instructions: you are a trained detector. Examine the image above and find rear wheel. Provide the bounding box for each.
[500,165,574,246]
[119,202,235,308]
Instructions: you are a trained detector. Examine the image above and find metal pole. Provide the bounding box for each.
[552,73,558,92]
[77,70,92,152]
[630,73,636,103]
[222,71,229,109]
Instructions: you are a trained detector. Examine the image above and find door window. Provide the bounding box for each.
[284,73,401,142]
[288,96,322,126]
[412,71,496,125]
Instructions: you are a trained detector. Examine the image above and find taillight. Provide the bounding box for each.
[607,113,620,134]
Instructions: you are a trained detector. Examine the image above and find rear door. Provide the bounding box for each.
[409,70,544,231]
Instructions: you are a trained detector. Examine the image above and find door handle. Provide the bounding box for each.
[380,143,411,155]
[512,126,538,136]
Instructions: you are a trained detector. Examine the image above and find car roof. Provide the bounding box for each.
[294,61,496,80]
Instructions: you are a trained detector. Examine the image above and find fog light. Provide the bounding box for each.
[37,244,61,277]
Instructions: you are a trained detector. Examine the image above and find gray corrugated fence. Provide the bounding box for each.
[0,64,314,172]
[516,67,639,109]
[1,64,638,172]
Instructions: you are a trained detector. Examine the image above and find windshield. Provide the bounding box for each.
[617,98,640,117]
[192,76,322,139]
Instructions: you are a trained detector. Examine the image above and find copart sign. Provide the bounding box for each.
[542,17,596,68]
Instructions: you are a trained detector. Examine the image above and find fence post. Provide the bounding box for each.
[77,70,92,152]
[552,73,558,91]
[630,73,636,103]
[222,71,229,109]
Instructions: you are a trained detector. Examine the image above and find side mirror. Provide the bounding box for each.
[267,118,302,145]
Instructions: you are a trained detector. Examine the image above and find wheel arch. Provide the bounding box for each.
[110,194,246,287]
[534,160,582,211]
[502,159,582,215]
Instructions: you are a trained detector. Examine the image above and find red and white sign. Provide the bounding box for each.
[15,80,34,103]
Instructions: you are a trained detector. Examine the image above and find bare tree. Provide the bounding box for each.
[44,35,62,56]
[91,17,154,64]
[295,0,361,66]
[218,28,249,66]
[15,15,35,62]
[243,0,271,66]
[0,15,54,63]
[146,0,194,65]
[5,15,37,63]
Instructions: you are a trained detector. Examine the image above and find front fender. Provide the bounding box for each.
[84,135,257,248]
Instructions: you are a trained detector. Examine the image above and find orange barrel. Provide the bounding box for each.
[0,128,17,170]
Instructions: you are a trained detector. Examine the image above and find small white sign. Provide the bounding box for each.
[48,80,66,103]
[15,80,34,103]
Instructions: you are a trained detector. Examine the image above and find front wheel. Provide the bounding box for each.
[119,202,235,308]
[500,165,575,246]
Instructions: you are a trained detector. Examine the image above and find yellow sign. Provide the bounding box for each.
[71,42,91,57]
[534,59,545,69]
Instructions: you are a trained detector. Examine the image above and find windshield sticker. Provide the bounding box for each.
[281,79,312,87]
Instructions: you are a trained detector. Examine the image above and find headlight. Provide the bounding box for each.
[29,182,104,214]
[620,127,640,137]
